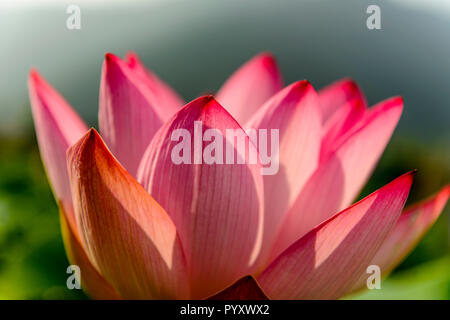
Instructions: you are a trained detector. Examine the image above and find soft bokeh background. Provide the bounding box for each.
[0,0,449,299]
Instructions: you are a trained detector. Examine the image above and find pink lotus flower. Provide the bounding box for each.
[28,52,449,299]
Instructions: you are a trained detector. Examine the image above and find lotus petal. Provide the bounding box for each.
[258,171,414,299]
[272,97,403,258]
[245,81,321,266]
[138,96,264,298]
[350,185,450,292]
[28,69,87,229]
[67,129,189,299]
[59,205,120,300]
[318,78,366,124]
[216,52,283,124]
[99,53,180,177]
[125,52,184,112]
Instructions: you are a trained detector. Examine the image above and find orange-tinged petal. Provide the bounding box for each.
[216,52,283,124]
[28,70,113,299]
[67,129,189,299]
[59,205,120,300]
[259,172,414,299]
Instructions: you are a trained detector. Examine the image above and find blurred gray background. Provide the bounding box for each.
[0,0,449,144]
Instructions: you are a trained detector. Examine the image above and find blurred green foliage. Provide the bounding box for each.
[0,132,86,299]
[0,128,448,299]
[348,256,450,300]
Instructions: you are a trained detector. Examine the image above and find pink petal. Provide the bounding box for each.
[207,276,268,300]
[320,96,366,161]
[272,97,403,259]
[216,52,283,124]
[99,53,180,177]
[125,52,184,112]
[245,81,321,267]
[28,69,88,230]
[137,96,265,299]
[67,129,189,299]
[59,205,120,299]
[258,172,415,299]
[28,70,115,298]
[318,78,366,124]
[351,185,450,292]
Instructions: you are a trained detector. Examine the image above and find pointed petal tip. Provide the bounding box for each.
[341,77,360,90]
[381,95,404,111]
[104,52,117,63]
[199,94,216,102]
[255,51,277,65]
[178,95,241,126]
[125,51,139,67]
[102,53,127,80]
[186,95,221,111]
[391,96,404,108]
[403,183,449,216]
[438,185,450,211]
[85,127,98,141]
[338,170,415,222]
[216,51,283,123]
[289,80,316,98]
[433,184,450,208]
[29,68,41,84]
[292,79,311,89]
[68,127,103,162]
[28,68,51,94]
[387,169,416,189]
[103,53,128,73]
[442,184,450,196]
[256,51,275,59]
[80,127,98,140]
[322,77,362,93]
[125,50,138,59]
[253,52,282,80]
[263,80,314,106]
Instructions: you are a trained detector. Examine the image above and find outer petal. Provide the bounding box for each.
[67,129,189,299]
[245,81,321,266]
[99,53,179,177]
[207,276,268,300]
[125,52,184,112]
[318,78,366,124]
[272,97,403,259]
[258,172,414,299]
[216,52,283,124]
[137,96,264,299]
[28,69,88,230]
[59,205,120,300]
[350,185,450,293]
